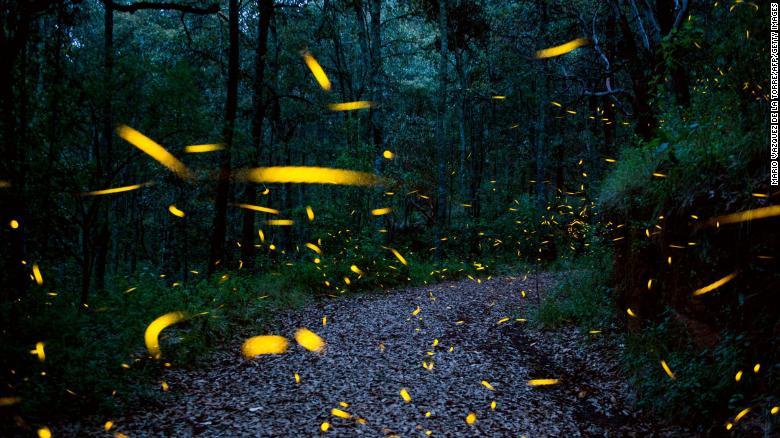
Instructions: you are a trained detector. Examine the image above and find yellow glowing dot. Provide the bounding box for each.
[753,363,760,373]
[9,219,19,229]
[104,421,114,431]
[465,412,477,424]
[735,370,743,382]
[321,422,330,432]
[383,150,395,159]
[771,406,779,415]
[399,388,412,403]
[626,308,637,318]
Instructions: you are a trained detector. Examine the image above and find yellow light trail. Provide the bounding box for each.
[535,38,590,59]
[239,166,384,186]
[184,143,224,153]
[117,125,192,179]
[693,273,737,296]
[302,51,332,91]
[145,311,187,359]
[328,101,374,111]
[234,203,280,215]
[81,183,149,196]
[706,205,780,226]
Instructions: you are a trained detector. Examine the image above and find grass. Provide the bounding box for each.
[533,247,615,332]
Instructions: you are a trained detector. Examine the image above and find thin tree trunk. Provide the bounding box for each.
[94,1,114,293]
[240,0,274,269]
[434,0,449,257]
[208,0,240,274]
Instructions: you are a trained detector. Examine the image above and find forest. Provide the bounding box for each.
[0,0,777,436]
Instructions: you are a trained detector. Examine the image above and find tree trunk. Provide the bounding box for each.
[94,1,114,293]
[208,0,239,274]
[534,0,548,202]
[240,0,274,269]
[434,0,449,256]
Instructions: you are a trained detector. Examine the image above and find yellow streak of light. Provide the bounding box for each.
[371,207,392,216]
[168,205,185,217]
[388,248,408,265]
[707,205,780,226]
[735,407,750,422]
[331,408,351,419]
[535,38,590,58]
[240,166,384,186]
[328,101,374,111]
[350,265,364,276]
[267,219,294,226]
[241,335,289,357]
[302,51,331,91]
[294,327,325,352]
[627,308,637,317]
[0,397,21,407]
[184,144,224,153]
[117,125,192,179]
[527,378,560,386]
[399,388,412,403]
[491,95,506,100]
[81,183,148,196]
[693,273,737,296]
[306,206,315,221]
[660,360,676,379]
[145,311,187,359]
[306,243,322,254]
[235,203,280,214]
[32,264,43,285]
[481,380,495,391]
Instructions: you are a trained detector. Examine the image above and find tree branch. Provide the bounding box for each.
[104,1,219,15]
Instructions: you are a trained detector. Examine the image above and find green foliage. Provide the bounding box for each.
[0,270,311,422]
[534,246,614,331]
[623,315,743,424]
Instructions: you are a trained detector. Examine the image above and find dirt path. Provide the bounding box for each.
[64,274,686,437]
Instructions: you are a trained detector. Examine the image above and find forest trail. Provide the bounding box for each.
[65,274,685,437]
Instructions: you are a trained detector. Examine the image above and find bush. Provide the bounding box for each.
[534,246,614,331]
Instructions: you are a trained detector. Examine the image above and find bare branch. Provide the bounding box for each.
[104,1,219,15]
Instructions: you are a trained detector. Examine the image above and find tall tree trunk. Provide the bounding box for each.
[240,0,274,269]
[208,0,240,274]
[94,1,114,294]
[534,0,548,202]
[434,0,449,256]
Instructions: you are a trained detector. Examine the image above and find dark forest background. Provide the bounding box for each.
[1,0,777,434]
